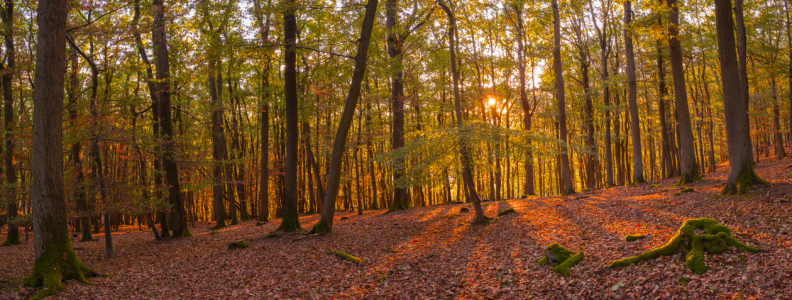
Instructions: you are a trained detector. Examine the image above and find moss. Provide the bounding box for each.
[211,222,227,230]
[307,219,332,234]
[23,239,96,300]
[209,230,220,235]
[228,241,250,249]
[679,277,690,285]
[275,214,302,232]
[561,187,575,196]
[634,176,646,184]
[538,243,575,266]
[255,221,266,226]
[681,188,694,193]
[676,167,702,186]
[473,216,494,224]
[552,252,584,277]
[444,212,462,218]
[625,234,645,242]
[386,197,410,213]
[497,208,516,216]
[722,167,767,195]
[265,233,279,238]
[609,218,758,274]
[649,184,659,188]
[328,251,361,264]
[172,227,192,238]
[671,192,681,196]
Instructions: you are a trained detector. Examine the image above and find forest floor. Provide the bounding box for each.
[2,155,792,299]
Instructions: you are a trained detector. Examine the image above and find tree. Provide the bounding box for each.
[587,0,612,188]
[666,0,700,185]
[624,0,644,183]
[552,0,574,195]
[253,0,272,222]
[439,1,488,222]
[714,0,765,195]
[155,0,189,238]
[1,0,18,246]
[309,0,378,233]
[23,0,97,297]
[276,0,302,231]
[510,2,536,196]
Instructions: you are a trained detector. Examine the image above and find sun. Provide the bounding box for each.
[487,97,497,107]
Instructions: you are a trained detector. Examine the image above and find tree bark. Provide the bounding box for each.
[153,0,189,237]
[24,0,96,296]
[439,1,488,223]
[666,0,700,184]
[1,0,19,246]
[624,0,644,183]
[308,0,377,233]
[714,0,764,195]
[552,0,574,195]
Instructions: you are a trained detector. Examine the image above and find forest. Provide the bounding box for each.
[1,0,792,298]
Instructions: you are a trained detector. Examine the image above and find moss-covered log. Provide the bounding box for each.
[537,243,584,276]
[328,251,361,263]
[625,234,645,242]
[497,208,516,216]
[228,241,250,249]
[609,218,758,274]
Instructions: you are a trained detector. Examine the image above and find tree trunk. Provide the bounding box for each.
[513,4,536,195]
[624,0,644,183]
[1,0,18,246]
[154,0,188,237]
[24,0,96,296]
[308,0,377,233]
[735,0,753,162]
[552,0,574,195]
[386,0,409,212]
[439,1,488,223]
[666,0,700,184]
[209,56,227,229]
[714,0,764,195]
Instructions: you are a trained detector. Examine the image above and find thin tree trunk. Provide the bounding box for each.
[308,0,377,233]
[624,0,644,183]
[666,0,700,184]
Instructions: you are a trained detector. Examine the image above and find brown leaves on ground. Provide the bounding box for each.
[2,156,792,299]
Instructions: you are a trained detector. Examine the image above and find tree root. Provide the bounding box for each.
[609,218,758,275]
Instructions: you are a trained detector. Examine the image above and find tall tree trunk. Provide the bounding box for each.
[552,0,574,195]
[624,0,644,183]
[439,1,488,223]
[1,0,19,246]
[714,0,764,195]
[308,0,377,233]
[275,0,302,231]
[209,57,226,229]
[772,76,786,159]
[386,0,408,212]
[513,4,535,196]
[24,0,96,296]
[666,0,700,184]
[735,0,752,162]
[253,0,271,222]
[154,0,189,237]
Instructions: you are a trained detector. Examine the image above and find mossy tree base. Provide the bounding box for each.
[275,214,302,232]
[1,233,21,246]
[23,241,97,300]
[211,221,227,230]
[307,219,331,234]
[609,218,758,275]
[171,228,192,239]
[676,168,702,186]
[537,243,584,277]
[386,199,409,213]
[722,168,767,195]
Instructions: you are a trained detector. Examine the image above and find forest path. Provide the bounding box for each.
[2,155,792,299]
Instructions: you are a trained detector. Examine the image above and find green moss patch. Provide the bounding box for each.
[609,218,758,275]
[625,234,645,242]
[537,243,584,277]
[328,251,361,264]
[265,233,279,239]
[497,208,516,216]
[681,188,694,193]
[307,219,332,234]
[228,241,250,249]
